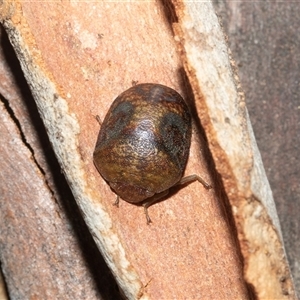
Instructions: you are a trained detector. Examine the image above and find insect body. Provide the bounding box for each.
[93,83,211,223]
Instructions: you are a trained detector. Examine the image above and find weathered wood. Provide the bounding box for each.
[0,25,120,300]
[0,1,295,299]
[213,1,300,297]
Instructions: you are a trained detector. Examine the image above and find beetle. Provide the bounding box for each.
[93,83,211,223]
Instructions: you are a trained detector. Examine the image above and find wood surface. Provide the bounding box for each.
[213,1,300,297]
[0,1,296,299]
[0,25,120,300]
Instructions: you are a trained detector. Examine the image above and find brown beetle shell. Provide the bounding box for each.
[93,83,191,203]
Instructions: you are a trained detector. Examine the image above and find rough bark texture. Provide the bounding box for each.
[0,1,295,299]
[172,2,295,299]
[213,1,300,297]
[0,25,120,300]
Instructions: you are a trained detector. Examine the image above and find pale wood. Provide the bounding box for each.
[0,26,119,300]
[173,1,295,299]
[213,1,300,296]
[0,1,295,299]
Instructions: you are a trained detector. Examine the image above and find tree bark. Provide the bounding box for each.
[0,25,120,300]
[213,1,300,297]
[0,1,295,299]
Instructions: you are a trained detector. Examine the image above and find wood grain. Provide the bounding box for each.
[213,1,300,297]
